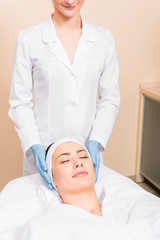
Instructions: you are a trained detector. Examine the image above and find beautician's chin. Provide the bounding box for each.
[61,5,79,17]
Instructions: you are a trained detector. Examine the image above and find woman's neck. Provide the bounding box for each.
[52,12,81,31]
[61,188,102,216]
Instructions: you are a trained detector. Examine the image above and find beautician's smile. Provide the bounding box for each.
[72,171,88,178]
[63,5,76,10]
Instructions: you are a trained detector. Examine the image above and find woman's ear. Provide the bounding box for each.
[52,173,58,188]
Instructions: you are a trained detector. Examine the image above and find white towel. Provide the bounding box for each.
[21,182,160,240]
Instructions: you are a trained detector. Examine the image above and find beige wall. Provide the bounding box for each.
[0,0,160,191]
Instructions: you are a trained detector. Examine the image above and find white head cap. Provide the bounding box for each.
[46,138,91,190]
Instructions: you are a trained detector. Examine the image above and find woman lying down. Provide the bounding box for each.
[21,139,160,240]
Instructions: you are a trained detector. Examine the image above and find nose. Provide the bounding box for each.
[64,0,75,5]
[73,158,84,169]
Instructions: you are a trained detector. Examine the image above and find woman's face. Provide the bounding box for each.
[52,142,95,195]
[52,0,85,18]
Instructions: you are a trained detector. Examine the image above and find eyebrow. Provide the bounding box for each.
[56,149,87,161]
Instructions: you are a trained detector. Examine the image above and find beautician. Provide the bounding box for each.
[8,0,120,189]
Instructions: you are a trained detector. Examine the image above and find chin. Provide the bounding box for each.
[59,8,79,17]
[76,181,94,190]
[62,13,77,18]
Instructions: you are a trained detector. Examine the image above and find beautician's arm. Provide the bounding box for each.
[89,31,120,152]
[8,31,41,154]
[8,32,52,189]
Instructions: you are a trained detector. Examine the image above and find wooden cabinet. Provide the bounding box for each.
[136,82,160,190]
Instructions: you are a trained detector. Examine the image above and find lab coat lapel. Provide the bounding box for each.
[43,16,73,72]
[43,15,96,73]
[73,16,96,68]
[51,40,72,71]
[72,38,90,68]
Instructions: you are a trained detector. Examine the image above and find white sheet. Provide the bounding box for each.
[0,165,160,240]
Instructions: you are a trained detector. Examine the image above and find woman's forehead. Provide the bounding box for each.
[53,142,86,158]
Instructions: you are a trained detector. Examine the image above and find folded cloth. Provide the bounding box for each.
[21,179,160,240]
[0,165,160,240]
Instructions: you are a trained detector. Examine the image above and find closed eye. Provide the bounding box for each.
[61,160,70,164]
[60,156,88,163]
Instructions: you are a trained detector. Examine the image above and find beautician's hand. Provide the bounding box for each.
[87,140,100,182]
[31,144,53,189]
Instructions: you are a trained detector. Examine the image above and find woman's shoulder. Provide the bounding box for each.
[83,17,115,44]
[16,17,50,44]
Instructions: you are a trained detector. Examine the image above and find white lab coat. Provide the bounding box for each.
[8,14,120,175]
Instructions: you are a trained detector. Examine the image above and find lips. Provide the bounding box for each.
[72,171,88,178]
[64,6,76,9]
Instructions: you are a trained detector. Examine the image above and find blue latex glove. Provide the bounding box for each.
[31,144,53,189]
[87,140,100,182]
